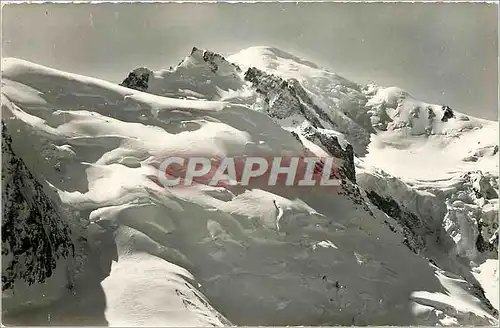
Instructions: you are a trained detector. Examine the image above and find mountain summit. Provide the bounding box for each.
[2,46,498,326]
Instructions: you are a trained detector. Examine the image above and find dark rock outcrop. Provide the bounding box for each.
[299,124,356,184]
[441,105,455,122]
[476,219,498,254]
[366,191,426,253]
[197,48,242,74]
[465,171,498,200]
[244,67,337,130]
[1,121,74,291]
[120,68,152,92]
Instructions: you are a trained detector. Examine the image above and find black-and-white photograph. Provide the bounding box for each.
[1,1,498,326]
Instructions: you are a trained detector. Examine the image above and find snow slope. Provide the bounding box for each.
[1,46,498,326]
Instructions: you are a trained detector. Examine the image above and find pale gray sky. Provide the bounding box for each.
[2,2,498,119]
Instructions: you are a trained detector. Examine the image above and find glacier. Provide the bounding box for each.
[1,46,498,326]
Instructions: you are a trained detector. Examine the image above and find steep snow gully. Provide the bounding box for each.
[1,46,498,326]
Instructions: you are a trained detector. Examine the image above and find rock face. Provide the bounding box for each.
[194,47,242,74]
[244,67,337,130]
[366,191,427,254]
[1,121,75,309]
[243,67,356,184]
[358,167,499,262]
[441,105,455,122]
[120,67,152,92]
[299,123,356,183]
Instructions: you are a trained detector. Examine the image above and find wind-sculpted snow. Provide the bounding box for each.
[1,48,498,327]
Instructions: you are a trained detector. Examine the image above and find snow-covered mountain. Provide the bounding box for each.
[1,46,498,326]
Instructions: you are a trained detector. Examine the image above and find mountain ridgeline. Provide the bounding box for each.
[117,45,499,264]
[1,46,498,326]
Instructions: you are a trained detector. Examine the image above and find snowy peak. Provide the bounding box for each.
[119,47,244,100]
[117,45,495,157]
[243,65,372,155]
[363,85,485,136]
[232,46,496,156]
[231,46,321,70]
[189,46,242,74]
[229,46,362,91]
